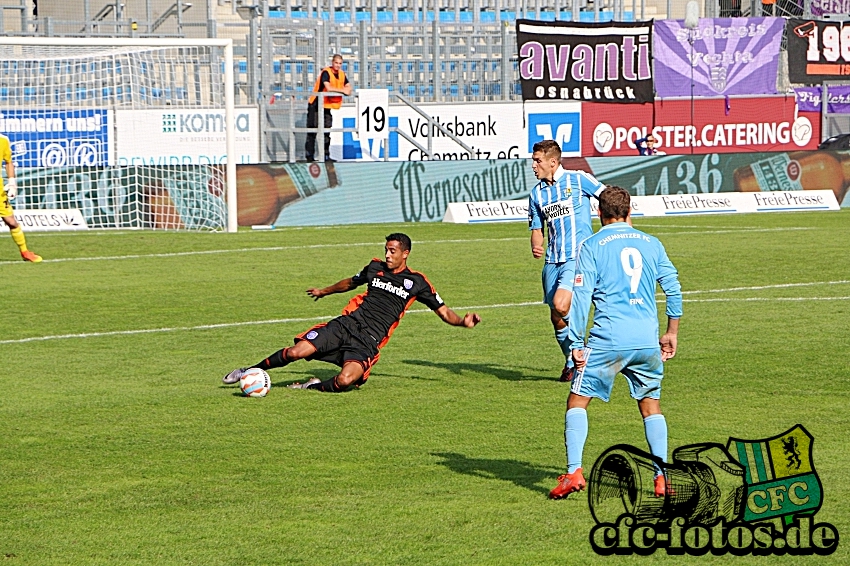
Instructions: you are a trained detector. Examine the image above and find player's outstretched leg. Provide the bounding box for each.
[223,343,313,385]
[288,361,364,393]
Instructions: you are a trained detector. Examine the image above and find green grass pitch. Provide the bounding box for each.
[1,211,848,564]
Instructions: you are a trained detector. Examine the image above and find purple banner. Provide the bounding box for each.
[653,17,784,98]
[811,0,850,16]
[794,86,850,114]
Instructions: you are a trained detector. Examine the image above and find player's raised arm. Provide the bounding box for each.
[434,305,481,328]
[306,277,357,300]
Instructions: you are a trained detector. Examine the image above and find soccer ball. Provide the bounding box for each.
[239,368,271,397]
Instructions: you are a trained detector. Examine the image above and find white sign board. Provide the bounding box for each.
[332,101,582,162]
[356,89,390,161]
[443,191,840,223]
[0,208,88,231]
[115,108,260,165]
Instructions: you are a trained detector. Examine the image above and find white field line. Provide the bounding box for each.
[0,301,539,344]
[0,227,819,266]
[0,238,520,265]
[680,279,850,295]
[3,294,850,345]
[682,296,850,303]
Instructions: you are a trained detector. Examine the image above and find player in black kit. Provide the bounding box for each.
[222,233,481,393]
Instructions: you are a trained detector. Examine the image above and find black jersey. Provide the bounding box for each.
[346,259,445,343]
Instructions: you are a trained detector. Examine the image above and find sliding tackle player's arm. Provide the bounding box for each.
[306,278,358,300]
[434,305,481,328]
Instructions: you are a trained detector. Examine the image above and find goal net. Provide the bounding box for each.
[0,38,237,231]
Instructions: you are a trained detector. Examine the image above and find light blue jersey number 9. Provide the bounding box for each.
[620,247,643,294]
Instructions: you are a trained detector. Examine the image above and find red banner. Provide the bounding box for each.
[582,96,820,157]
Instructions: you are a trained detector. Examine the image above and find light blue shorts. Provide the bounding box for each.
[570,347,664,402]
[541,261,576,309]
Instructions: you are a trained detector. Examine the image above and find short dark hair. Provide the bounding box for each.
[598,186,631,220]
[386,233,411,252]
[332,54,343,62]
[532,139,561,160]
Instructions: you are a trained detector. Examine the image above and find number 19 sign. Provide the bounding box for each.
[356,89,389,160]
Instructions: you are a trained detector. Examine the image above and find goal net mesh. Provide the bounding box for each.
[0,43,231,230]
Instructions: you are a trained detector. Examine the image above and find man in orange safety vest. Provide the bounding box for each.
[306,54,352,162]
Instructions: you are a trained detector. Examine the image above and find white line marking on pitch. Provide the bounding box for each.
[681,279,850,294]
[3,296,849,345]
[683,296,850,303]
[0,238,523,265]
[0,226,817,265]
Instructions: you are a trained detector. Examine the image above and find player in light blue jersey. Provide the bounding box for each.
[528,140,604,382]
[549,186,682,500]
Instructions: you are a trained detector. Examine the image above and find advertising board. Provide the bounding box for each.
[332,101,582,162]
[516,20,654,103]
[562,150,850,207]
[0,109,113,167]
[581,96,820,157]
[236,159,540,226]
[115,108,260,165]
[0,209,88,232]
[442,190,839,223]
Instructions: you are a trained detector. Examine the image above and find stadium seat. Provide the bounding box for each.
[273,61,281,74]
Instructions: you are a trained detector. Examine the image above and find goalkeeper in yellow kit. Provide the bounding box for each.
[0,134,41,262]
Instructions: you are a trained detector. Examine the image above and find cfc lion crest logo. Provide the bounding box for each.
[727,424,822,524]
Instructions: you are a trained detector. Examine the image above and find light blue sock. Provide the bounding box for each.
[555,324,571,364]
[566,407,588,473]
[644,414,668,476]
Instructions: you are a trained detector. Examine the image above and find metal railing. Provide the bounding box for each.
[0,0,211,37]
[271,90,473,162]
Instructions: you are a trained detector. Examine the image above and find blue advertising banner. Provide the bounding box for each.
[0,108,113,167]
[653,17,784,97]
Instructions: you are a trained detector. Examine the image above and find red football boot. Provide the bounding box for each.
[549,468,586,499]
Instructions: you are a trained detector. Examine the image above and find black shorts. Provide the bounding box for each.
[295,315,380,373]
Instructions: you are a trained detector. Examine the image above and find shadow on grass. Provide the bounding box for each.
[431,452,561,495]
[403,359,554,381]
[269,367,339,388]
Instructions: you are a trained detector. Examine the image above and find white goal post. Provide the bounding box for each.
[0,37,238,232]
